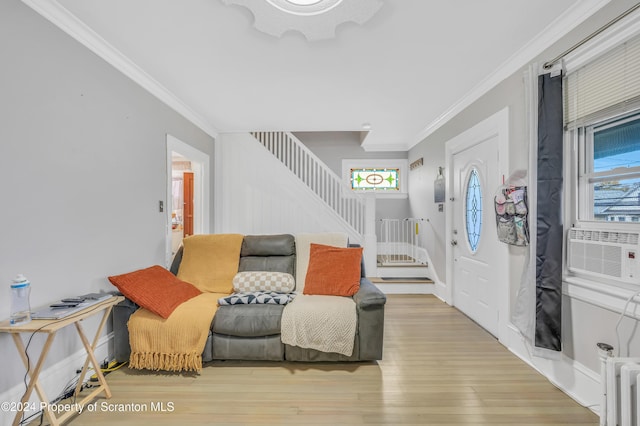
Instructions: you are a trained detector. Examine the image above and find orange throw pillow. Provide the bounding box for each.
[303,244,363,296]
[108,265,202,319]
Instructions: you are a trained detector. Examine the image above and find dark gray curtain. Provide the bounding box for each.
[535,73,563,351]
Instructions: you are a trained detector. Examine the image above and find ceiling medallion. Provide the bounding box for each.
[222,0,383,41]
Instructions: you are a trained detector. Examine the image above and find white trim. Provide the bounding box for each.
[214,137,225,234]
[361,142,410,152]
[445,107,510,344]
[20,0,219,139]
[506,324,601,415]
[409,0,611,149]
[166,134,211,267]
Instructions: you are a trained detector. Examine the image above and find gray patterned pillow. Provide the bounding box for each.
[232,271,295,293]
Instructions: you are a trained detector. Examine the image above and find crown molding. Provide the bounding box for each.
[21,0,219,139]
[360,142,410,152]
[408,0,611,150]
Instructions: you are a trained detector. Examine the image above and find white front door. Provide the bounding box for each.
[446,109,509,340]
[451,138,500,336]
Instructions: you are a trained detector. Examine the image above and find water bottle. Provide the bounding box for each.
[10,274,31,326]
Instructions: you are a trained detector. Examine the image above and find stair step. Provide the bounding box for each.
[377,262,427,267]
[369,277,433,284]
[368,277,435,295]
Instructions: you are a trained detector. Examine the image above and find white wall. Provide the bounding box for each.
[407,0,640,410]
[0,0,214,418]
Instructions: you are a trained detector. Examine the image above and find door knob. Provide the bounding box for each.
[450,240,458,246]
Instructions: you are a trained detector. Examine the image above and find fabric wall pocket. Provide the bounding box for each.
[497,216,517,244]
[494,185,529,246]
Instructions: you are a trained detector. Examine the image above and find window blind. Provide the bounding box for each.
[564,31,640,127]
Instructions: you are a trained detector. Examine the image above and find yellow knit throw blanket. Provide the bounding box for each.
[128,293,222,372]
[128,234,244,372]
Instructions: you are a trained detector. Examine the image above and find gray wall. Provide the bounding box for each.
[407,137,447,285]
[293,131,411,222]
[408,0,640,372]
[0,0,215,397]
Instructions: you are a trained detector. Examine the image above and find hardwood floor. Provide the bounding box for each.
[58,295,597,425]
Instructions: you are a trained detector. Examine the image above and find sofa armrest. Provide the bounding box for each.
[353,277,386,309]
[169,246,184,275]
[353,277,386,360]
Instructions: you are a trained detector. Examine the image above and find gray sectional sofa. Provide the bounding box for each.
[112,234,387,363]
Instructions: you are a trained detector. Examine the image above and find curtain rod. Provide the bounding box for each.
[543,2,640,70]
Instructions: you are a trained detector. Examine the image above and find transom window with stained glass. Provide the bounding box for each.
[465,168,482,252]
[350,168,399,191]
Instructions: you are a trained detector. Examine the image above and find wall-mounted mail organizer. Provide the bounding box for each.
[494,185,529,246]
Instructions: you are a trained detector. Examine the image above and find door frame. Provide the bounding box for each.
[166,134,210,267]
[444,107,510,343]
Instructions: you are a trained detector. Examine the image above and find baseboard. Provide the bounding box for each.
[506,324,600,415]
[0,332,113,426]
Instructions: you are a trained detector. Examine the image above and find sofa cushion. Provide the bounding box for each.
[295,233,348,293]
[239,256,296,275]
[233,271,295,293]
[108,265,201,319]
[241,234,295,257]
[212,334,284,361]
[303,244,362,297]
[212,304,284,337]
[239,235,296,276]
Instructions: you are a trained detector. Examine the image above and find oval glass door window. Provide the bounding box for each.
[465,168,482,252]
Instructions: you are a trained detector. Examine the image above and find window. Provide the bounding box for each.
[577,113,640,222]
[565,22,640,227]
[350,168,399,191]
[342,159,408,197]
[465,168,482,252]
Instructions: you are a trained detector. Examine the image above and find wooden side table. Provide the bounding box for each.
[0,296,124,426]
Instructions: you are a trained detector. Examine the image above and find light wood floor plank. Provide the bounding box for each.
[40,295,597,425]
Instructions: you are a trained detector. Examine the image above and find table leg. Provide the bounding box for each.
[74,307,113,397]
[55,306,116,424]
[10,332,60,426]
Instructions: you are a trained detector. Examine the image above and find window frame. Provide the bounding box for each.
[464,166,483,253]
[572,109,640,228]
[342,159,408,198]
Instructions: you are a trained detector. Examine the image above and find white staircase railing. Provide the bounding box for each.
[251,131,366,236]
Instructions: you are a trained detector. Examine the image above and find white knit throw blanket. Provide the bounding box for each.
[280,294,357,356]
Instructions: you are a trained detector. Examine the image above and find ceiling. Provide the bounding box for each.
[26,0,609,150]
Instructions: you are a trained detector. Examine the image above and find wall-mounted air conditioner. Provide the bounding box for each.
[567,227,640,284]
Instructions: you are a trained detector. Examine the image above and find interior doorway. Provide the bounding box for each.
[170,154,194,253]
[166,134,210,267]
